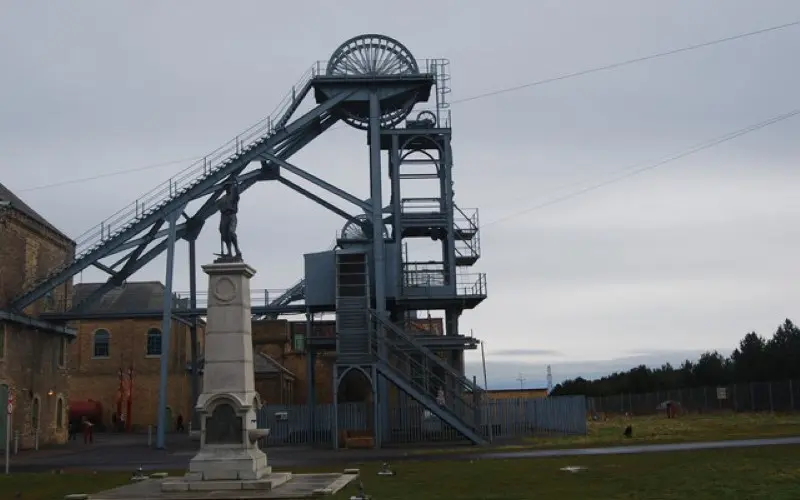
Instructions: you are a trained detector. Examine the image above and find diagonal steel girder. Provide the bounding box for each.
[276,177,368,233]
[260,153,372,214]
[108,218,166,271]
[71,220,188,313]
[60,115,342,315]
[11,91,353,312]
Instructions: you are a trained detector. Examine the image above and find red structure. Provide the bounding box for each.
[115,366,135,431]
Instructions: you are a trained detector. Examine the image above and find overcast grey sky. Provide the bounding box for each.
[2,1,799,388]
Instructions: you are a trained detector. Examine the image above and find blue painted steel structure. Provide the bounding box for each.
[11,34,488,448]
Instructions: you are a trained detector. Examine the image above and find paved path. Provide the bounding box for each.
[5,434,800,473]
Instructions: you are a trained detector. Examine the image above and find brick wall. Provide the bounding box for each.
[0,322,70,448]
[0,209,74,447]
[68,318,202,429]
[0,210,73,313]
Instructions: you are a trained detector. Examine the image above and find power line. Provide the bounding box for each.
[516,373,527,390]
[482,108,800,228]
[16,19,799,194]
[17,156,200,193]
[452,20,800,105]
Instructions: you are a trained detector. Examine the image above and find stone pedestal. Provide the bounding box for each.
[163,260,278,493]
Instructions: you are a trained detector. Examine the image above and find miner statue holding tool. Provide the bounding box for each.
[216,178,243,262]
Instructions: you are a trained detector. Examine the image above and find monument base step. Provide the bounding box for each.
[161,472,291,492]
[189,446,270,480]
[87,472,358,499]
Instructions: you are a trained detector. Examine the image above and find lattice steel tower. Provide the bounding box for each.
[7,34,488,448]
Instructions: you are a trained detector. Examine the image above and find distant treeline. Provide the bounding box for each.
[550,319,800,398]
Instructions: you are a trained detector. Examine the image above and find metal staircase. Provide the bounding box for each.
[335,252,372,364]
[333,249,485,444]
[371,312,481,394]
[368,311,485,444]
[10,64,339,312]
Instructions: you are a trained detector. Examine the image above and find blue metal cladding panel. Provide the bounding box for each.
[303,251,336,307]
[384,244,399,299]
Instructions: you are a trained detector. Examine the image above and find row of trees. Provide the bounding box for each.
[551,319,800,397]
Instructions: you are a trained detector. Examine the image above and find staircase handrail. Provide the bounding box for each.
[370,321,480,429]
[369,310,483,394]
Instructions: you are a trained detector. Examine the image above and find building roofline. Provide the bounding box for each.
[487,387,549,393]
[0,182,75,244]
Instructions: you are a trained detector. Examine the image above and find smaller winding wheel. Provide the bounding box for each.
[326,34,420,130]
[339,213,388,242]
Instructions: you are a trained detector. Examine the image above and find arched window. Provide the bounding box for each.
[56,397,64,429]
[31,395,40,430]
[93,329,110,358]
[146,328,162,357]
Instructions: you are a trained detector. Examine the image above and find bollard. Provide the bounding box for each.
[13,431,19,455]
[147,425,153,448]
[35,429,39,451]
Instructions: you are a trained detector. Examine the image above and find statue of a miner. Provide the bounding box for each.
[216,178,243,261]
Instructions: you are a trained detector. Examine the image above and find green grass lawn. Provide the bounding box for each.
[412,411,800,455]
[4,445,800,499]
[329,445,800,499]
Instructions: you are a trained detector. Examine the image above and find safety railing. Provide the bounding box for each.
[401,262,486,295]
[453,206,479,234]
[453,206,481,265]
[172,289,293,309]
[402,262,447,288]
[457,273,487,296]
[369,313,481,431]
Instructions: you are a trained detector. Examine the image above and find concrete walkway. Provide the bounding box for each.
[5,434,800,473]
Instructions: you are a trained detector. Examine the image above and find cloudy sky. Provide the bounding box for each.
[2,1,799,389]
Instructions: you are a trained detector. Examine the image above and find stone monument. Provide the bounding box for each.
[162,260,284,493]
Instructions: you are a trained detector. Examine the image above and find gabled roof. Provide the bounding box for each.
[0,182,73,243]
[73,281,189,313]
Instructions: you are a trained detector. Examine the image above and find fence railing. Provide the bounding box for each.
[586,380,800,415]
[257,394,586,447]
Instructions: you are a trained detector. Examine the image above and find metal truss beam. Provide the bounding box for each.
[276,177,367,231]
[91,262,115,275]
[111,218,166,266]
[11,90,354,312]
[59,115,343,316]
[71,211,188,313]
[261,153,372,213]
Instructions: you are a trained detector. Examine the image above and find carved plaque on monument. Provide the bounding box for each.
[205,403,243,444]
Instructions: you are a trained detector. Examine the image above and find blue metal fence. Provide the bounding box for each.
[257,394,586,447]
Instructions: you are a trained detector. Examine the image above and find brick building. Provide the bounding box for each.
[0,183,75,448]
[67,282,205,430]
[65,280,447,421]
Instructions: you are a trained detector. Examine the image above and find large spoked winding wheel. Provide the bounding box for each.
[327,34,420,130]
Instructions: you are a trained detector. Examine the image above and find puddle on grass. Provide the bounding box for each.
[560,466,588,473]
